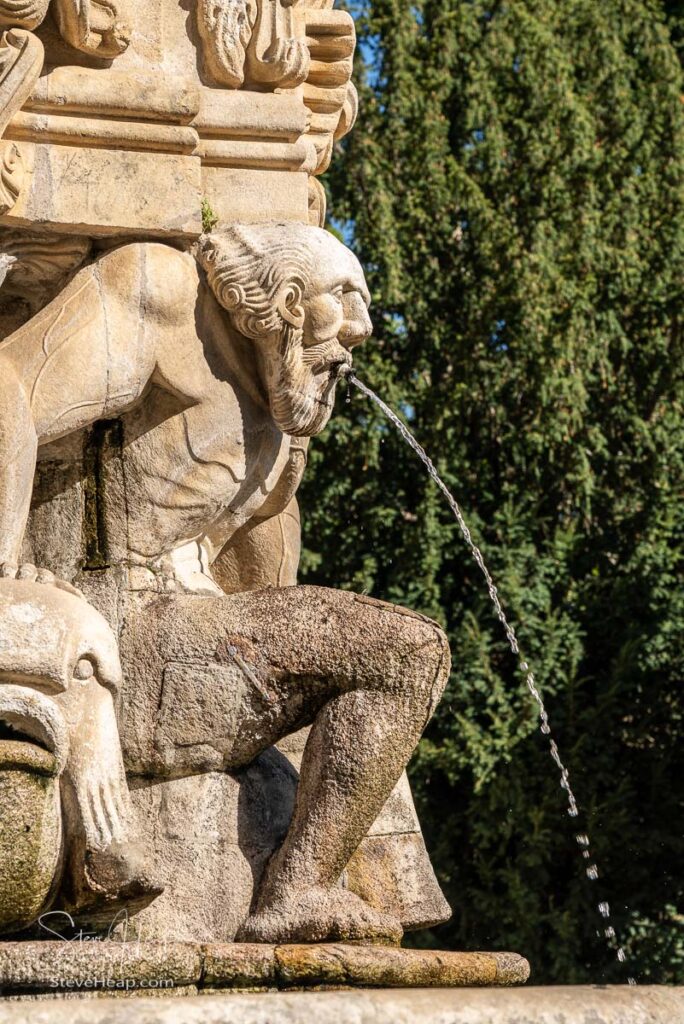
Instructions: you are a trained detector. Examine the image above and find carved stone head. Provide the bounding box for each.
[199,223,372,437]
[0,579,123,934]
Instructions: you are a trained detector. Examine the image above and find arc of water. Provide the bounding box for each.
[345,369,633,981]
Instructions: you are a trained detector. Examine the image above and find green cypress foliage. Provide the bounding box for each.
[299,0,684,983]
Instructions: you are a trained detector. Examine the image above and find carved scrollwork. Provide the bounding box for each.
[0,0,49,32]
[0,27,43,136]
[52,0,131,58]
[335,80,358,142]
[245,0,309,89]
[197,0,309,90]
[197,0,256,89]
[0,140,22,214]
[0,229,91,304]
[0,28,43,214]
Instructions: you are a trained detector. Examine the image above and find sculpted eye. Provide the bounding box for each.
[74,658,95,681]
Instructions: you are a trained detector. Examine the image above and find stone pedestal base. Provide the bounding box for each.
[0,942,528,998]
[0,986,682,1023]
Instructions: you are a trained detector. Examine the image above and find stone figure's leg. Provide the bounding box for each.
[0,355,37,565]
[56,678,162,915]
[213,586,450,943]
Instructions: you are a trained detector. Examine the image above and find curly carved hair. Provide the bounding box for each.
[197,223,320,341]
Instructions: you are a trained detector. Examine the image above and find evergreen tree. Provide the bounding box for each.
[299,0,684,983]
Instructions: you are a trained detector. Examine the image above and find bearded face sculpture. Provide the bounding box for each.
[199,224,372,437]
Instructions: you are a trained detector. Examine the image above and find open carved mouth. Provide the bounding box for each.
[0,717,51,748]
[0,687,69,777]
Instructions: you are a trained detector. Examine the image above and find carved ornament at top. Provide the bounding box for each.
[197,0,310,90]
[0,0,130,57]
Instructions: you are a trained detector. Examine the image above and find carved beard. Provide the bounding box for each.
[267,325,347,437]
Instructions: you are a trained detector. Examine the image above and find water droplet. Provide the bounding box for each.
[582,850,590,859]
[628,977,637,986]
[575,834,590,846]
[604,927,615,939]
[586,864,599,880]
[598,902,610,917]
[540,723,551,735]
[567,806,579,818]
[617,948,626,963]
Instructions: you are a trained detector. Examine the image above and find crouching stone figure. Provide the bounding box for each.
[0,223,451,943]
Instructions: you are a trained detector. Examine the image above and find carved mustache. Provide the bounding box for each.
[302,339,353,377]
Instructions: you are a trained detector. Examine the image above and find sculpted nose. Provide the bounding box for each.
[339,297,372,350]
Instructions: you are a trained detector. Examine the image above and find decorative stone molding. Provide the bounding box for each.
[0,3,356,234]
[300,7,356,173]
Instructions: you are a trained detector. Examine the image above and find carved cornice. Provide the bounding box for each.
[0,3,359,235]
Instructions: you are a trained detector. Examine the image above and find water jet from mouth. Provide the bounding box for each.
[344,368,634,983]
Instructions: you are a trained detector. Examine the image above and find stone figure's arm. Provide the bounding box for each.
[211,497,301,594]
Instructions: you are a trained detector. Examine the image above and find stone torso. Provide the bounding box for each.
[110,269,305,569]
[119,383,300,567]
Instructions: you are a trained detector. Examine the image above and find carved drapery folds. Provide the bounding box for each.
[198,0,310,90]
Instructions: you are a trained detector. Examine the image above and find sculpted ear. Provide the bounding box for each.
[277,281,305,329]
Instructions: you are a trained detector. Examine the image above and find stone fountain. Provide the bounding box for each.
[0,6,679,1022]
[0,3,530,1002]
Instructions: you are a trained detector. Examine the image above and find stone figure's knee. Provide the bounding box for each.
[415,620,451,717]
[386,607,450,717]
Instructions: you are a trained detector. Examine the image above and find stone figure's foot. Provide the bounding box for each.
[71,839,163,923]
[236,886,403,945]
[0,562,83,598]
